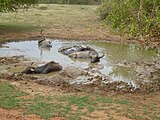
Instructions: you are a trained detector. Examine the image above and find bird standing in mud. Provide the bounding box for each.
[38,30,52,48]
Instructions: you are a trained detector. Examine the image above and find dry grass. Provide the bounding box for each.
[0,4,117,42]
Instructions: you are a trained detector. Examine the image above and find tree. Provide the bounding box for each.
[0,0,38,12]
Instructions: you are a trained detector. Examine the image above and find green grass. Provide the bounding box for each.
[27,102,64,119]
[96,96,113,103]
[115,99,130,105]
[63,95,97,110]
[0,83,27,109]
[0,82,160,120]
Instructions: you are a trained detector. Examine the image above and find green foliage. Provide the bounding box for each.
[97,1,112,20]
[98,0,160,39]
[0,0,38,12]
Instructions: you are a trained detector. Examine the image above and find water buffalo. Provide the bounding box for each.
[22,61,62,74]
[58,45,92,55]
[58,45,83,55]
[68,50,104,63]
[38,30,52,48]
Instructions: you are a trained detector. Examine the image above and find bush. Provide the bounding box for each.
[98,0,160,40]
[0,0,38,12]
[97,2,112,20]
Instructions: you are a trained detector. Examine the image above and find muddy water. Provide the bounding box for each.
[0,39,157,87]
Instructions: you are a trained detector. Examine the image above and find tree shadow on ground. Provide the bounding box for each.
[0,23,41,35]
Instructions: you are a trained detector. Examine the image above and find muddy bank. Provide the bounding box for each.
[0,55,136,94]
[0,29,140,49]
[0,68,158,94]
[0,56,29,65]
[116,55,160,92]
[1,29,159,49]
[0,55,159,94]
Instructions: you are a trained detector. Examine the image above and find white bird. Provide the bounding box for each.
[38,30,52,48]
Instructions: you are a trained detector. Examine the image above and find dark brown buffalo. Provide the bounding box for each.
[22,61,62,74]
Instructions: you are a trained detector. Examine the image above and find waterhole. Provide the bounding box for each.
[0,39,158,87]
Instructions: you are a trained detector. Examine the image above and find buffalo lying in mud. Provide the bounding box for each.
[38,30,52,48]
[22,61,62,74]
[58,45,91,55]
[59,45,104,63]
[68,50,104,63]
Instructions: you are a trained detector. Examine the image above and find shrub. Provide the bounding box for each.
[98,0,160,40]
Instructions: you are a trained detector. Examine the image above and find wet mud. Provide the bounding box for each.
[0,55,159,94]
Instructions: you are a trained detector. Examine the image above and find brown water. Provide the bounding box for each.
[0,39,158,87]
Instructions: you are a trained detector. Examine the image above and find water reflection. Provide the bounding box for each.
[39,46,51,58]
[91,41,157,64]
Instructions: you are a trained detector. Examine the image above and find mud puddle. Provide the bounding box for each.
[0,39,158,90]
